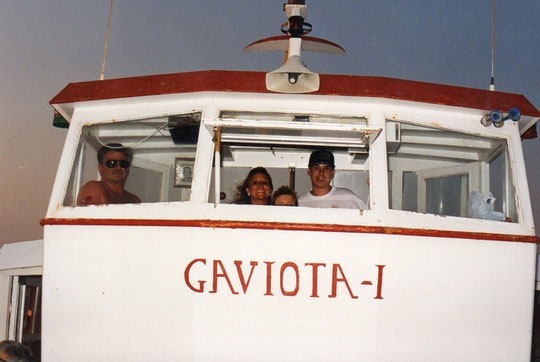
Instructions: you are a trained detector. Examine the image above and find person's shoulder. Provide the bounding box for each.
[80,180,105,190]
[297,192,313,207]
[333,187,356,196]
[127,191,141,203]
[298,191,313,200]
[333,187,367,208]
[76,181,107,205]
[78,181,108,196]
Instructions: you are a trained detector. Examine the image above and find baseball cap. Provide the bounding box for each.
[308,149,335,168]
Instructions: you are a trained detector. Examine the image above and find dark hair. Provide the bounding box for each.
[97,143,133,164]
[232,167,273,204]
[271,186,298,206]
[0,340,36,362]
[308,149,335,169]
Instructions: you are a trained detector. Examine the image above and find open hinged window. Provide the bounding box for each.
[63,112,201,207]
[387,120,517,222]
[206,112,378,206]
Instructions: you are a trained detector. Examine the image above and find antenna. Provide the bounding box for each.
[100,0,114,81]
[489,0,495,91]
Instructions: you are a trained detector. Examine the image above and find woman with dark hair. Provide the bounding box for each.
[232,167,273,205]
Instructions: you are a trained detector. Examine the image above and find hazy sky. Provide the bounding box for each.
[1,0,539,243]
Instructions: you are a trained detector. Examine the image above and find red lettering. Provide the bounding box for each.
[305,263,326,298]
[264,261,274,296]
[210,260,238,295]
[280,262,299,296]
[234,260,258,294]
[184,258,206,293]
[329,263,358,299]
[374,265,385,299]
[186,258,385,300]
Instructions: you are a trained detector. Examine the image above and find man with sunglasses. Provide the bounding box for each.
[76,143,141,206]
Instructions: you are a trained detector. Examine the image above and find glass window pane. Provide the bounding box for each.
[64,113,200,207]
[209,143,369,208]
[489,153,503,212]
[426,174,467,217]
[208,112,372,208]
[402,171,418,212]
[387,120,516,222]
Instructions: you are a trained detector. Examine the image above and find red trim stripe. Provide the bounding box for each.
[40,218,538,243]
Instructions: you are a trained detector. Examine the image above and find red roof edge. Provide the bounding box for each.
[50,70,540,120]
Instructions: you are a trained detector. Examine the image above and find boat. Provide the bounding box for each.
[1,0,539,360]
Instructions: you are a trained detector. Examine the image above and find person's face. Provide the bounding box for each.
[308,164,335,190]
[98,151,130,185]
[274,194,296,206]
[246,173,272,204]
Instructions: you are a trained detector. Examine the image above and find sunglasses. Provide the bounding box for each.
[104,159,130,169]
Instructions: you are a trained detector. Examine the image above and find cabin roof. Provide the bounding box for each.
[50,70,540,117]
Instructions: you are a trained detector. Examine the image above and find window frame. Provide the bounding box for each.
[206,116,379,205]
[383,117,519,223]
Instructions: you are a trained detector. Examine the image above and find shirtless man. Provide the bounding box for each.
[76,143,141,206]
[298,149,367,209]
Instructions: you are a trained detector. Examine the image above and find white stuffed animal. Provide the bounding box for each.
[466,191,506,221]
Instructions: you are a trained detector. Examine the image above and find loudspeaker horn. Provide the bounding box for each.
[266,55,320,93]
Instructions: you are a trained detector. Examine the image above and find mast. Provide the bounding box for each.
[100,0,114,81]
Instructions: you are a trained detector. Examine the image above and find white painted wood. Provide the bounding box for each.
[16,284,25,342]
[7,276,18,341]
[0,240,43,272]
[417,163,480,214]
[368,106,388,211]
[131,157,170,202]
[32,75,538,360]
[41,225,536,361]
[0,276,11,340]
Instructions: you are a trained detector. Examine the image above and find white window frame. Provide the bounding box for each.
[417,163,480,216]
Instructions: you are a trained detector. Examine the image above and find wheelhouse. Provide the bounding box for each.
[35,70,540,360]
[46,71,539,239]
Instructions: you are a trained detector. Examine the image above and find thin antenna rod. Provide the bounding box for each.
[489,0,495,91]
[100,0,114,81]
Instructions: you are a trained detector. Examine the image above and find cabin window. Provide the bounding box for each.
[63,113,201,206]
[206,112,375,206]
[387,120,517,222]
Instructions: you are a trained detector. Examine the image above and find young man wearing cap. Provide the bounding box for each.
[298,149,367,209]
